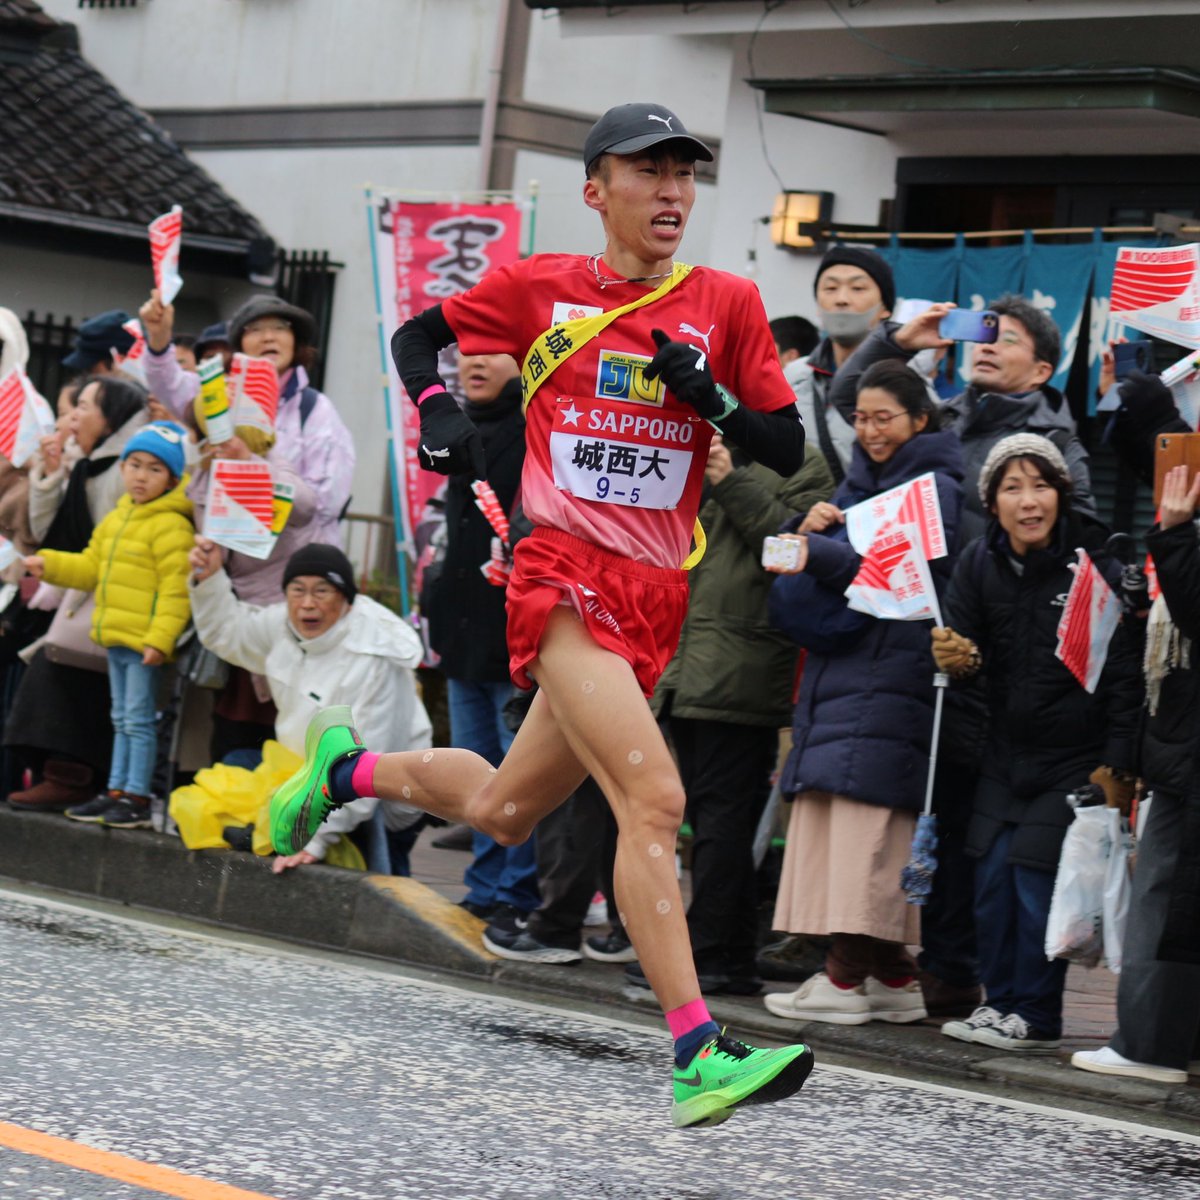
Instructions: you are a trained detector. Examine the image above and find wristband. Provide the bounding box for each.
[706,384,740,428]
[416,385,445,406]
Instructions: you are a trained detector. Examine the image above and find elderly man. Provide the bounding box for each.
[829,293,1096,542]
[186,540,429,871]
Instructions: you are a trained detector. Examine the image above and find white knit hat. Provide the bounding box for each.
[978,432,1071,504]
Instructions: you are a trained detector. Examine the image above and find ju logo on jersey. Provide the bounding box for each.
[596,351,664,407]
[550,398,696,510]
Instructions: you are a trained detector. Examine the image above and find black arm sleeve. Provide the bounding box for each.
[390,305,457,403]
[714,402,805,477]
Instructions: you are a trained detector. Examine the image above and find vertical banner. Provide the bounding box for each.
[1024,242,1098,392]
[370,198,523,562]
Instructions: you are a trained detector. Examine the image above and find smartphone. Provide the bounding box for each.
[1153,432,1200,506]
[762,536,802,572]
[1113,341,1152,380]
[938,309,999,343]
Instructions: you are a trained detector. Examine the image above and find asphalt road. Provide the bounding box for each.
[2,886,1199,1200]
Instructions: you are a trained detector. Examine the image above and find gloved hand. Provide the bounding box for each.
[645,329,723,420]
[1117,370,1180,433]
[930,626,981,678]
[417,391,486,477]
[1089,765,1137,815]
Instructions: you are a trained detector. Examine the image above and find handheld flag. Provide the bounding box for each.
[149,205,184,304]
[1055,548,1121,692]
[0,367,56,468]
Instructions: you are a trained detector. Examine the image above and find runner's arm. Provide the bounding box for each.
[391,305,486,477]
[714,402,806,478]
[391,305,457,400]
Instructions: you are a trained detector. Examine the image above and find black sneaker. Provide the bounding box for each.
[65,791,124,824]
[756,934,829,983]
[482,927,581,964]
[457,899,495,920]
[98,797,154,829]
[584,930,638,963]
[971,1013,1061,1051]
[486,904,530,937]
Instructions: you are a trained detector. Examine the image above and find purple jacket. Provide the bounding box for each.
[147,349,355,546]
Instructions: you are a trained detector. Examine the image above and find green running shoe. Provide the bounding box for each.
[269,706,364,854]
[671,1032,814,1129]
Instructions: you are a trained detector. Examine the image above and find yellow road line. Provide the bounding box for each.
[0,1120,281,1200]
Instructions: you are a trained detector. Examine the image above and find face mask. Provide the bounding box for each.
[821,305,881,346]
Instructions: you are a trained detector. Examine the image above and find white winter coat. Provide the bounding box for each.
[189,570,431,857]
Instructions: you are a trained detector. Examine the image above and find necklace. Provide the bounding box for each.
[586,254,674,290]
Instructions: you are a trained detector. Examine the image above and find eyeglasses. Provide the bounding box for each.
[997,332,1033,350]
[285,583,340,603]
[244,319,292,335]
[852,410,908,429]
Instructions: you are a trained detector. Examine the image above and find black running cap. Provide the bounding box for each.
[583,103,713,171]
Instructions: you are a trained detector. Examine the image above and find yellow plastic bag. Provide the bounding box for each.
[170,740,302,852]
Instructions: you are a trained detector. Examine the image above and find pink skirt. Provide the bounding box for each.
[773,790,920,945]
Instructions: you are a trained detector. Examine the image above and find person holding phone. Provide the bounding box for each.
[829,293,1097,543]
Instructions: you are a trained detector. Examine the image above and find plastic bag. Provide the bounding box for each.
[1102,806,1134,974]
[1045,804,1109,966]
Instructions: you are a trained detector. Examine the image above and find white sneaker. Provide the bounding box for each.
[763,971,871,1025]
[583,891,608,927]
[972,1012,1061,1051]
[1071,1046,1188,1085]
[941,1005,1004,1044]
[864,976,928,1023]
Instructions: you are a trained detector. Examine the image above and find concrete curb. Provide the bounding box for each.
[2,807,1197,1130]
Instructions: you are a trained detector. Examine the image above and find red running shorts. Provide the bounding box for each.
[506,527,689,699]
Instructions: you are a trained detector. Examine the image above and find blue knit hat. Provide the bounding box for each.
[122,421,187,480]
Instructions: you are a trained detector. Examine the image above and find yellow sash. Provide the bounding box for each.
[519,262,707,568]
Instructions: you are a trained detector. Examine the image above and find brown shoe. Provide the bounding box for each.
[918,969,983,1019]
[8,759,94,813]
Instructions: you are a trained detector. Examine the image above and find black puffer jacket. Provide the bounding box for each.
[423,379,524,681]
[1143,519,1200,964]
[945,515,1144,870]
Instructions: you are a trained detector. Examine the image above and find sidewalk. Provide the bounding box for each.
[1,806,1196,1130]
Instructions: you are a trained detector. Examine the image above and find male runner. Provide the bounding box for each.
[272,102,815,1129]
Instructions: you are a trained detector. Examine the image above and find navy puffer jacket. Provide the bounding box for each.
[770,430,964,811]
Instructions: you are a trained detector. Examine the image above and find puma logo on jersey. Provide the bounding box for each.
[647,114,674,130]
[678,322,715,353]
[422,444,450,459]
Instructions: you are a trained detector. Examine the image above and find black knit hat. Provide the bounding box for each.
[282,544,357,602]
[814,246,896,314]
[228,296,318,350]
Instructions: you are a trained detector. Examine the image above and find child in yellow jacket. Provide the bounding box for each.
[23,422,194,827]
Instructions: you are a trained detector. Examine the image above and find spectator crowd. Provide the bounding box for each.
[1,239,1198,1087]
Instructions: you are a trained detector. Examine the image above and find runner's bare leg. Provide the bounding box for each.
[527,608,700,1013]
[369,687,587,836]
[365,606,701,1013]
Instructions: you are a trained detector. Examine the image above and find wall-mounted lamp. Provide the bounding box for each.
[770,190,834,251]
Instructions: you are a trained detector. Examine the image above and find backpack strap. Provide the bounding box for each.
[299,386,319,430]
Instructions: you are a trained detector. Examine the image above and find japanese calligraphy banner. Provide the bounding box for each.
[1110,244,1200,350]
[371,197,523,558]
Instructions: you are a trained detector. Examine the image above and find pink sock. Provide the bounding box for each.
[665,997,714,1041]
[350,751,381,797]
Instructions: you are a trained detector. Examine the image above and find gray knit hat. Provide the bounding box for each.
[978,432,1071,505]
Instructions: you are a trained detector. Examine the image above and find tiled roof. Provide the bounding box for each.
[0,4,268,247]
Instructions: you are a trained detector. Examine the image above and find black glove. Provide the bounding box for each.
[417,391,486,477]
[645,329,722,420]
[1117,370,1180,433]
